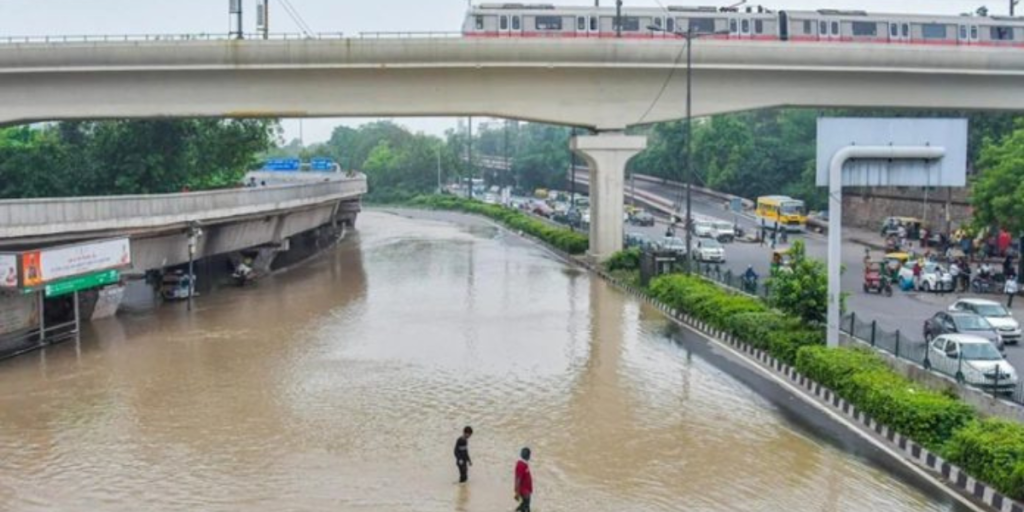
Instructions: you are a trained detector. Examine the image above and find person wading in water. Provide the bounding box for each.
[514,447,533,512]
[454,426,473,483]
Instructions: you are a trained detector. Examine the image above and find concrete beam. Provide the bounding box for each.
[2,39,1024,130]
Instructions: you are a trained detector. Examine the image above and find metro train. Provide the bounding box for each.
[462,3,1024,48]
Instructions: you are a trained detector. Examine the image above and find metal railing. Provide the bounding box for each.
[696,262,772,299]
[0,175,367,237]
[840,311,1024,404]
[0,32,346,44]
[357,31,463,39]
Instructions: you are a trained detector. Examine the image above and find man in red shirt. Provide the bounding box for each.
[514,447,533,512]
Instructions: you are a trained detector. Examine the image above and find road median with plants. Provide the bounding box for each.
[410,195,588,255]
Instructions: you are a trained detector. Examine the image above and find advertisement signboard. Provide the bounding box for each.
[44,269,120,298]
[0,254,17,289]
[22,238,131,287]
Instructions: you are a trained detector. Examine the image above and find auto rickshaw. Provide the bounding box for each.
[863,260,893,296]
[883,252,911,281]
[771,249,793,272]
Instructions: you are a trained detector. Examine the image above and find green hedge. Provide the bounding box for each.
[410,195,588,254]
[944,419,1024,499]
[605,248,641,272]
[795,346,975,451]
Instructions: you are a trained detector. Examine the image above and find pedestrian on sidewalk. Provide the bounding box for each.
[454,426,473,483]
[514,447,533,512]
[1006,274,1019,308]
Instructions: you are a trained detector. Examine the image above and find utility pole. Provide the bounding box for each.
[229,0,243,40]
[1013,0,1020,16]
[257,0,269,39]
[467,116,474,200]
[616,0,623,38]
[570,126,578,220]
[684,24,694,274]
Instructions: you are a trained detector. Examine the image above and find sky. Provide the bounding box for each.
[0,0,1006,145]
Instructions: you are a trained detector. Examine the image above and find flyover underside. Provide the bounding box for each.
[3,66,1024,130]
[128,202,342,272]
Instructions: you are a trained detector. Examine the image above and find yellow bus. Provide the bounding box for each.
[755,195,807,233]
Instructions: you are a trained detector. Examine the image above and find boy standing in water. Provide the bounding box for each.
[514,447,533,512]
[454,426,473,483]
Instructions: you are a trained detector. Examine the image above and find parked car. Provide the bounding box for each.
[629,209,656,227]
[924,311,1004,351]
[658,237,688,256]
[950,298,1022,345]
[898,261,954,292]
[530,201,553,218]
[927,334,1018,392]
[692,238,725,263]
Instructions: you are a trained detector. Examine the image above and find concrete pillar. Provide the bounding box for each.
[571,132,647,261]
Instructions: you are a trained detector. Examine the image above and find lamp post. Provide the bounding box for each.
[648,24,730,274]
[186,223,203,312]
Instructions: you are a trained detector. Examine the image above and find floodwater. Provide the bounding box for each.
[0,210,965,512]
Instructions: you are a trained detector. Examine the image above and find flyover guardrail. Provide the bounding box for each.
[0,174,367,239]
[0,32,346,44]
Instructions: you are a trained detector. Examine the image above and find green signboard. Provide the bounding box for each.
[44,269,119,298]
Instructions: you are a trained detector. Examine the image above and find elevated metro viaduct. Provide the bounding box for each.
[3,37,1024,258]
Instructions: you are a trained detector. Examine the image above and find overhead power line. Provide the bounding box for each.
[276,0,315,36]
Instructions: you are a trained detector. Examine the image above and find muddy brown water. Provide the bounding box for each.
[0,210,965,512]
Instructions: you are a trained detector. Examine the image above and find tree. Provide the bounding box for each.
[972,121,1024,234]
[767,240,830,324]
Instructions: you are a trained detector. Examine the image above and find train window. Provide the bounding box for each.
[890,23,898,38]
[654,17,663,29]
[971,26,979,39]
[921,23,947,39]
[475,16,484,31]
[902,23,909,37]
[578,17,586,31]
[731,19,738,33]
[741,19,750,33]
[691,18,716,34]
[513,16,520,30]
[613,16,640,32]
[831,21,839,35]
[804,20,812,34]
[667,18,675,32]
[992,26,1015,40]
[754,19,764,34]
[535,16,563,31]
[500,16,508,31]
[852,22,877,37]
[819,21,827,35]
[590,16,597,31]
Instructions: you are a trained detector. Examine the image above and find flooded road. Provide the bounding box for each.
[0,210,964,512]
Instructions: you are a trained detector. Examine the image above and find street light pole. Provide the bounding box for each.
[467,116,474,200]
[436,144,442,193]
[684,25,694,274]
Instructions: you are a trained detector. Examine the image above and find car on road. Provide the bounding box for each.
[530,201,553,218]
[658,237,688,256]
[691,220,716,239]
[628,209,656,227]
[692,238,725,263]
[897,261,954,293]
[625,232,654,250]
[949,298,1022,345]
[927,334,1018,391]
[923,311,1004,351]
[711,221,737,243]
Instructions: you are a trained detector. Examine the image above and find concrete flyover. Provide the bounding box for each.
[0,173,368,273]
[3,37,1024,258]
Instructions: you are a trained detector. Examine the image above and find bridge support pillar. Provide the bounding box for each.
[571,132,647,261]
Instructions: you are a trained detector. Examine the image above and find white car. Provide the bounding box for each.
[692,221,715,238]
[928,334,1018,392]
[659,237,688,255]
[711,221,737,242]
[898,261,954,293]
[950,298,1022,345]
[693,238,725,263]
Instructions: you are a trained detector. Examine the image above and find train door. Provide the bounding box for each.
[499,14,510,38]
[958,23,979,45]
[820,18,841,41]
[736,16,753,39]
[576,15,587,38]
[589,14,599,38]
[510,14,522,37]
[778,11,789,41]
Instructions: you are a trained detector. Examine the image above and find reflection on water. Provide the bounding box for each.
[0,210,961,512]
